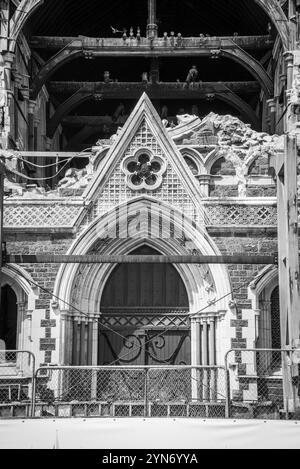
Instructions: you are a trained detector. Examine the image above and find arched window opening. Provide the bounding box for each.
[248,157,270,176]
[0,285,18,358]
[210,157,236,176]
[209,157,237,197]
[184,156,198,176]
[257,283,281,373]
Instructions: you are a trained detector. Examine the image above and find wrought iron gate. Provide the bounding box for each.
[98,308,191,366]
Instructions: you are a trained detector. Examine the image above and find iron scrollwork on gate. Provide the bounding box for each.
[98,309,190,366]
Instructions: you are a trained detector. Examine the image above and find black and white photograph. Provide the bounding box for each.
[0,0,300,452]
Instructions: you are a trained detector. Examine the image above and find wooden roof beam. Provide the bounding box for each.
[29,35,274,51]
[48,81,261,96]
[58,89,260,130]
[30,42,274,99]
[47,85,260,138]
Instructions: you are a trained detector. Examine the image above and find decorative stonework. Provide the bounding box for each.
[1,109,285,231]
[169,112,284,195]
[100,311,190,329]
[95,120,199,223]
[206,202,277,226]
[122,148,166,191]
[4,202,83,228]
[57,167,93,193]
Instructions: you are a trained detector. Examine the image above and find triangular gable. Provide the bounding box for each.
[83,93,207,223]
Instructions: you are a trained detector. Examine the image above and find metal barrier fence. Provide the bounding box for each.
[0,350,36,418]
[225,348,298,420]
[1,348,299,420]
[33,365,227,418]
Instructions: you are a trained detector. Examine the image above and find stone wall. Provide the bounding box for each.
[5,233,74,366]
[213,232,277,349]
[3,227,278,369]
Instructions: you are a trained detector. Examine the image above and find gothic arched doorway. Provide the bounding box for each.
[0,285,18,354]
[99,246,190,366]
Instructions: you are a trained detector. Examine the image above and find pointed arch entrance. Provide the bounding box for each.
[55,197,233,366]
[0,285,18,353]
[98,245,190,366]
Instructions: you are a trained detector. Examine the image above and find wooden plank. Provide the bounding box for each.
[49,81,261,96]
[277,135,300,413]
[0,166,4,324]
[19,151,90,159]
[284,135,300,343]
[5,254,277,264]
[29,35,274,50]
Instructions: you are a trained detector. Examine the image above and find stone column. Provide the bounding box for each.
[25,308,33,352]
[150,58,160,84]
[267,98,276,135]
[284,52,294,91]
[208,315,216,366]
[208,315,216,401]
[147,0,158,38]
[201,318,208,365]
[197,175,211,198]
[191,316,201,365]
[28,100,36,151]
[284,52,295,134]
[257,300,271,374]
[90,314,100,400]
[277,73,287,134]
[45,137,52,151]
[59,310,71,365]
[87,316,94,366]
[33,115,40,151]
[201,317,210,401]
[33,114,46,182]
[0,1,9,53]
[254,308,261,347]
[191,315,201,400]
[72,315,81,366]
[91,313,100,365]
[16,301,26,351]
[0,52,15,148]
[12,70,23,143]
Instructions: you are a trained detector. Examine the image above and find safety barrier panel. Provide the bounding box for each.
[225,348,298,419]
[1,349,299,420]
[33,365,227,418]
[0,350,36,418]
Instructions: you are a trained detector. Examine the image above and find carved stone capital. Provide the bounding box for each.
[3,52,15,67]
[28,99,36,114]
[267,98,276,113]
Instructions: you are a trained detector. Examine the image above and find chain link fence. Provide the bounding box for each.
[0,350,36,418]
[225,348,299,420]
[147,366,227,418]
[1,349,300,420]
[33,365,227,418]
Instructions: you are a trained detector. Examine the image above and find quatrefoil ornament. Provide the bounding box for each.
[122,149,167,191]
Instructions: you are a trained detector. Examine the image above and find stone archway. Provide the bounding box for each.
[54,197,233,366]
[0,265,38,353]
[249,266,282,374]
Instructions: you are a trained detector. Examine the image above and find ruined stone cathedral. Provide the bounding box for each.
[0,0,300,419]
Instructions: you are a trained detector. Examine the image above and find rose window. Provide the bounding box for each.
[122,149,166,190]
